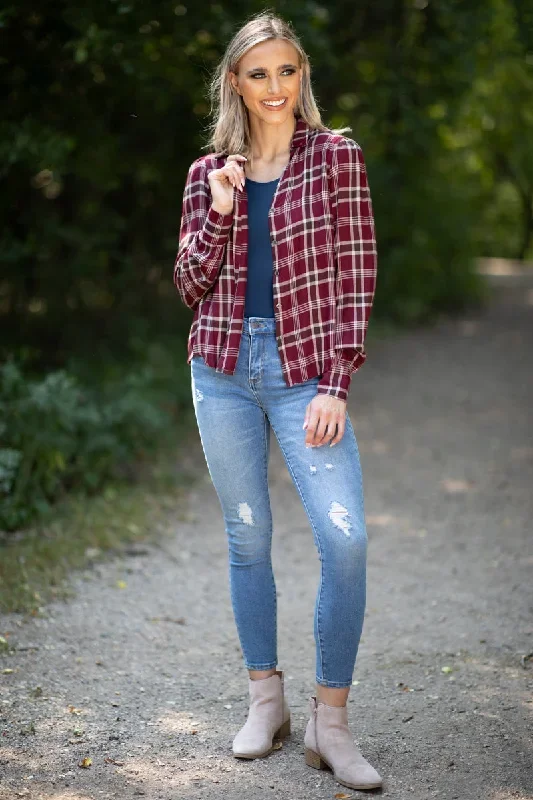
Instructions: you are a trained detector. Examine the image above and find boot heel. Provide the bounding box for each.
[275,717,291,739]
[305,748,327,770]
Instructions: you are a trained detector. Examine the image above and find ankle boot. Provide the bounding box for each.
[304,695,382,790]
[232,669,291,759]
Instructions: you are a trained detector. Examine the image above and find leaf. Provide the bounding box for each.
[116,580,127,589]
[20,721,36,735]
[79,756,92,768]
[520,652,533,669]
[441,666,453,674]
[2,668,14,674]
[68,705,84,715]
[335,793,355,799]
[272,740,282,750]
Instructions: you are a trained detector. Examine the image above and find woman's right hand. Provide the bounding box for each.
[208,154,247,215]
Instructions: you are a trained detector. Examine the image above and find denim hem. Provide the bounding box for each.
[244,662,278,670]
[315,678,354,688]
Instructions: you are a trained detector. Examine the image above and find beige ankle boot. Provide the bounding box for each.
[304,695,382,790]
[232,669,291,759]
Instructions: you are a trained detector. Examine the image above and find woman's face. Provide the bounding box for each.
[229,39,303,126]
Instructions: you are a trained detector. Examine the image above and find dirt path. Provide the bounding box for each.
[1,272,532,800]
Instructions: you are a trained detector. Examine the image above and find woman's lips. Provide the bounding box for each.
[261,98,288,110]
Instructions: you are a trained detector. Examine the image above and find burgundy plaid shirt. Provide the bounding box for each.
[174,116,377,402]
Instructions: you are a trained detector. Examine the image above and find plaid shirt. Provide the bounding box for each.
[174,116,377,402]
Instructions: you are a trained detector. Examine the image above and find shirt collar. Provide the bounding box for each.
[290,115,312,152]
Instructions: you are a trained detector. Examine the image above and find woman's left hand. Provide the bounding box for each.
[303,394,347,447]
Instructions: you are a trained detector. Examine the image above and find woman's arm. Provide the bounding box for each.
[316,137,377,402]
[173,159,234,310]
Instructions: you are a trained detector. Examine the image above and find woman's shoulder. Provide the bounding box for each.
[307,128,366,178]
[309,127,362,157]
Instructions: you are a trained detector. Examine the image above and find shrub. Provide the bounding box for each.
[0,359,173,530]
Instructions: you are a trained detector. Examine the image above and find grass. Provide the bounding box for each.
[0,410,200,616]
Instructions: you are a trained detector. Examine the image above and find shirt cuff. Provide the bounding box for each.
[316,350,366,402]
[202,205,234,246]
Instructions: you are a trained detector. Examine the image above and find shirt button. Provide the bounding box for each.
[270,235,277,245]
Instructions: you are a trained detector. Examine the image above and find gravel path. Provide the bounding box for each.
[1,272,532,800]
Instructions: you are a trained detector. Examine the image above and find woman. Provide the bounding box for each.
[174,11,382,792]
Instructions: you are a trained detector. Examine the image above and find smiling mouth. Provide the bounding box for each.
[261,98,288,109]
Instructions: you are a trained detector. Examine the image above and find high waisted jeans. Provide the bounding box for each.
[190,316,367,688]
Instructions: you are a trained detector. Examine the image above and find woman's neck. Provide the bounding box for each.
[248,114,297,163]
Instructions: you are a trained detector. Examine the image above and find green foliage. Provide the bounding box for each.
[324,0,525,321]
[0,0,529,530]
[0,357,185,530]
[2,0,523,349]
[453,0,533,260]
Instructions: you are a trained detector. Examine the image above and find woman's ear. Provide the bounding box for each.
[228,71,241,96]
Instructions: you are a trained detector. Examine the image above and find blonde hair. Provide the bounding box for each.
[204,9,351,157]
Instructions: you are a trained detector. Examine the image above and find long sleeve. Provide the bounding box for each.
[173,158,234,310]
[316,138,377,402]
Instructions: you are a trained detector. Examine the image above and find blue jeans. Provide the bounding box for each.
[190,316,367,688]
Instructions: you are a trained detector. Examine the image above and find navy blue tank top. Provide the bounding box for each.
[243,177,279,318]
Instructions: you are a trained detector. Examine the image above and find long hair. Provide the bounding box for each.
[204,9,351,157]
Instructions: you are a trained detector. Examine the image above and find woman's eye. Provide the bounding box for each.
[251,69,295,79]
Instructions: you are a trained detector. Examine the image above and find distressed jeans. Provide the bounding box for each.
[190,316,367,688]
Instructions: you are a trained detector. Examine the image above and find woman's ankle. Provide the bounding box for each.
[249,668,277,680]
[315,683,350,706]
